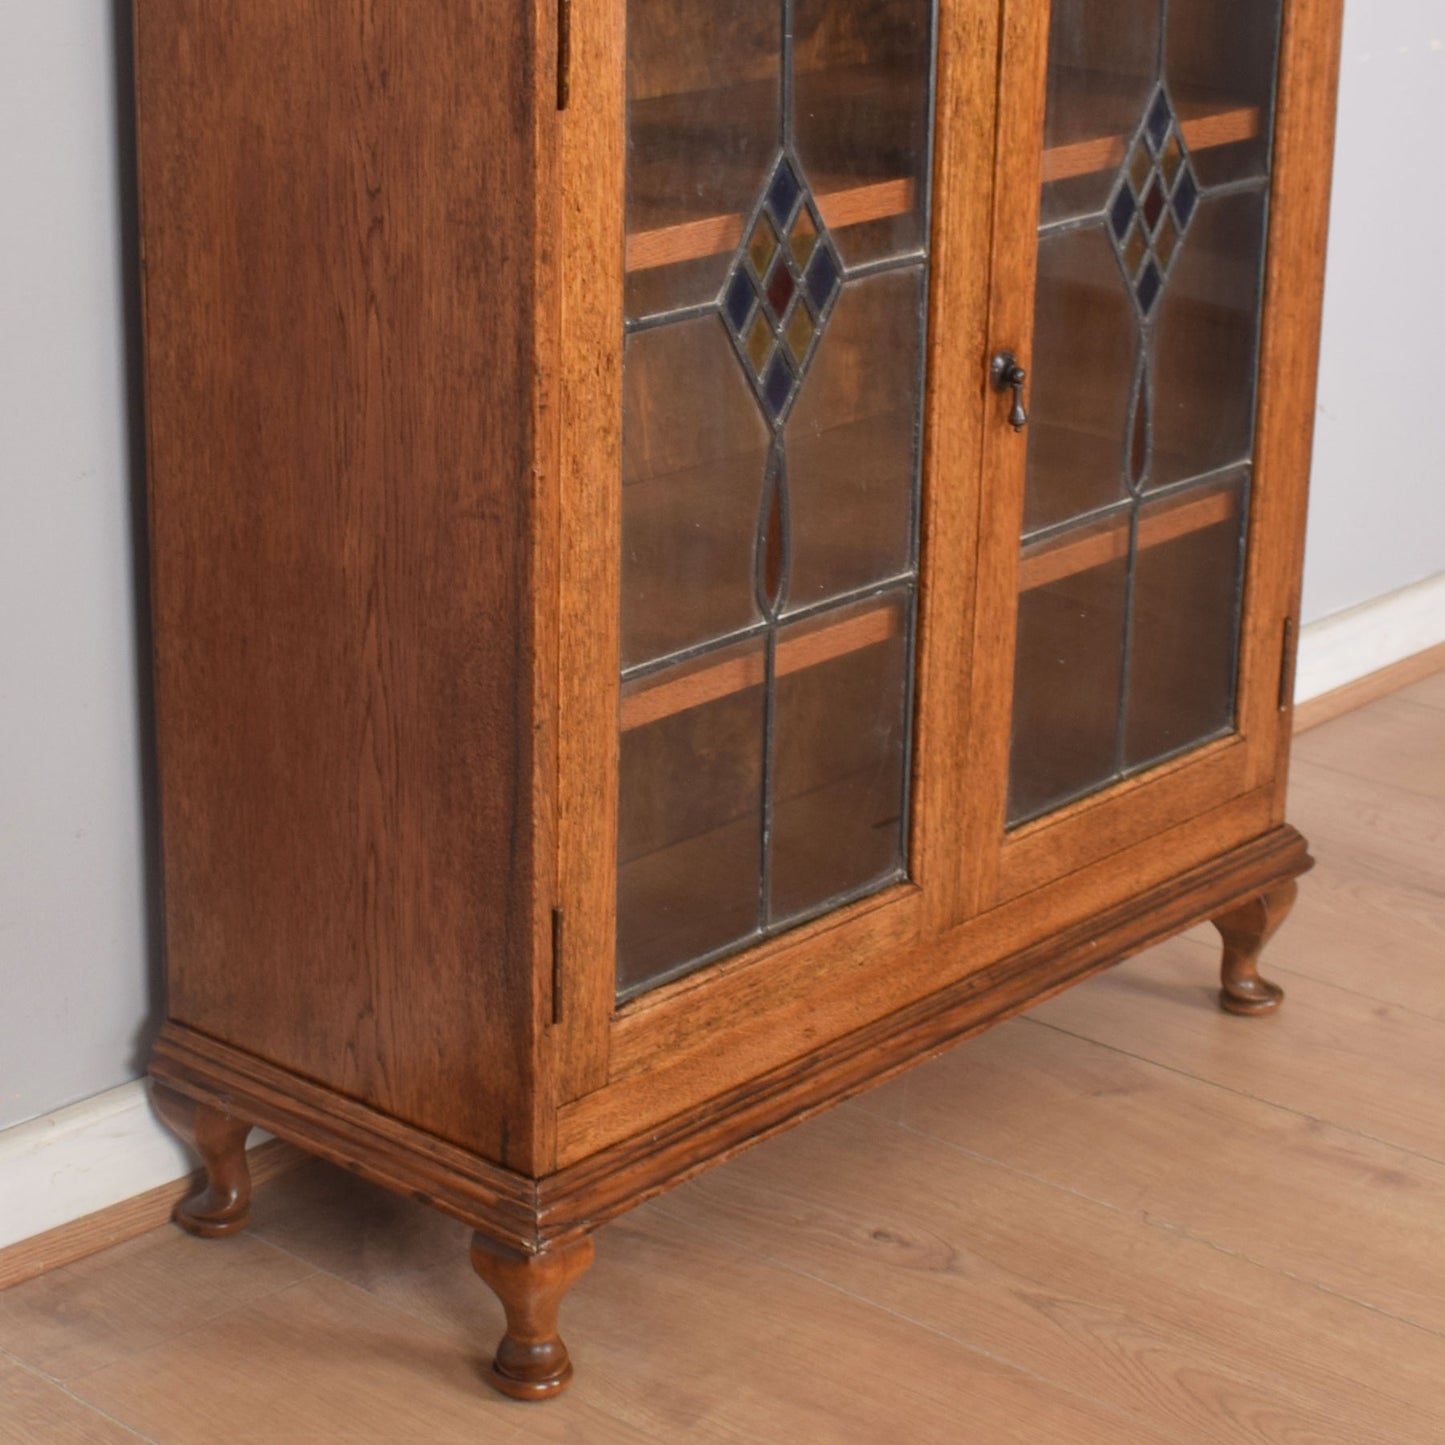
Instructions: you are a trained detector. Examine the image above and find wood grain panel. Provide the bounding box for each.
[553,0,627,1099]
[1240,0,1346,808]
[135,1,545,1166]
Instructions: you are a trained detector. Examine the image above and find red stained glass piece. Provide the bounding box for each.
[1142,176,1166,233]
[765,258,796,319]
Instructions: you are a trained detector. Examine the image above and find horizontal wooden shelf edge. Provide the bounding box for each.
[1042,104,1260,184]
[622,598,903,729]
[627,177,915,273]
[626,102,1260,275]
[1020,485,1239,592]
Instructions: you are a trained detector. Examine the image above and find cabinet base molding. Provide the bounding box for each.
[152,824,1312,1261]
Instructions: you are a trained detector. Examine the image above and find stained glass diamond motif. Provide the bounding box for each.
[789,208,817,267]
[785,302,816,366]
[766,165,801,225]
[746,312,774,375]
[765,256,796,320]
[1106,87,1201,318]
[724,271,756,333]
[1142,177,1166,233]
[1122,223,1148,278]
[721,156,844,423]
[749,218,779,277]
[1146,90,1172,150]
[805,246,839,313]
[1109,186,1137,241]
[763,352,793,417]
[1173,168,1199,229]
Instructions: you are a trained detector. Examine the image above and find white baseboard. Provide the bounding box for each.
[0,1081,272,1253]
[1296,571,1445,704]
[1,576,1439,1255]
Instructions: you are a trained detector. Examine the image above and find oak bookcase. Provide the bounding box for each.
[134,0,1342,1399]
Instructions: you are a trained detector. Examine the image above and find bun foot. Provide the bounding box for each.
[1212,880,1297,1018]
[470,1233,594,1400]
[151,1083,255,1236]
[1219,974,1286,1017]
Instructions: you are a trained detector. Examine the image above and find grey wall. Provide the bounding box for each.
[0,3,156,1130]
[1304,0,1445,621]
[1,1,1441,1130]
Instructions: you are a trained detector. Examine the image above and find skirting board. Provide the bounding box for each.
[1,574,1440,1277]
[0,1080,291,1289]
[1293,571,1445,708]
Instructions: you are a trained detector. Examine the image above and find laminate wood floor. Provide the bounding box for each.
[2,679,1442,1443]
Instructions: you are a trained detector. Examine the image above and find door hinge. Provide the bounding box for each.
[1278,616,1298,711]
[556,0,571,111]
[550,906,565,1024]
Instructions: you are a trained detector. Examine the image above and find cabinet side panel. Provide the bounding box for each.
[136,1,541,1164]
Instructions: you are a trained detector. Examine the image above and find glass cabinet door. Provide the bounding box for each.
[616,1,937,999]
[1007,0,1282,825]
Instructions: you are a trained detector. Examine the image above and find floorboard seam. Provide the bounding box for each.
[0,1345,160,1444]
[877,1116,1445,1351]
[1020,1015,1445,1169]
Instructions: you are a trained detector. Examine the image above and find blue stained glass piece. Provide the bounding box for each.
[1136,259,1163,315]
[763,352,792,416]
[804,246,839,312]
[724,270,755,333]
[766,165,801,225]
[1109,185,1137,241]
[1146,91,1172,150]
[1173,167,1199,229]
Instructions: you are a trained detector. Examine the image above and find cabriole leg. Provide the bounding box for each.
[469,1233,595,1401]
[151,1082,255,1236]
[1212,879,1298,1016]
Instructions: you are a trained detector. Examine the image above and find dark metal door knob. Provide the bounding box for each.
[990,350,1029,432]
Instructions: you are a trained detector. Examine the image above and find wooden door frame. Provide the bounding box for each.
[550,0,1005,1112]
[957,0,1343,920]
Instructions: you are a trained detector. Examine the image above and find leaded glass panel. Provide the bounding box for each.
[1008,0,1282,827]
[616,1,936,1001]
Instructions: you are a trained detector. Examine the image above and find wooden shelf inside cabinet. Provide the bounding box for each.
[1042,68,1261,183]
[626,66,920,273]
[622,599,903,732]
[1020,473,1242,594]
[626,68,1260,277]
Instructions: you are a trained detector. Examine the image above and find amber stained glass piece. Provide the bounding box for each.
[749,218,778,277]
[746,311,773,375]
[785,302,815,365]
[789,207,817,267]
[1122,223,1148,278]
[1156,214,1179,271]
[1128,143,1152,194]
[1161,133,1183,185]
